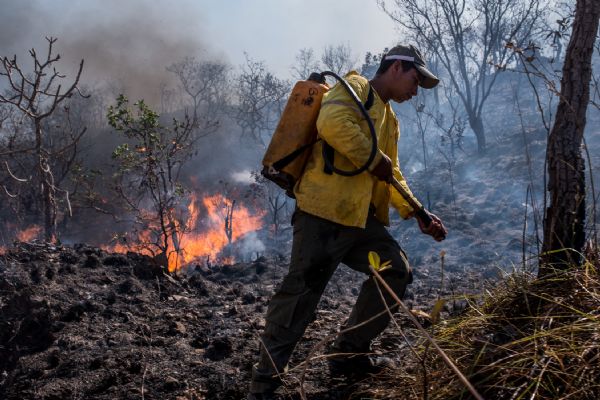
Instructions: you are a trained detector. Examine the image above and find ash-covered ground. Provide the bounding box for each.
[0,241,486,400]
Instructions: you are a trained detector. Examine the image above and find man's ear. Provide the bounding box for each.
[392,60,403,76]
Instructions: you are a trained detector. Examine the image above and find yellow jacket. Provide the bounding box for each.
[294,71,422,228]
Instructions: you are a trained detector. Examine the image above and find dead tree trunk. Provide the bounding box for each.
[35,119,57,242]
[225,199,235,244]
[540,0,599,275]
[468,113,486,154]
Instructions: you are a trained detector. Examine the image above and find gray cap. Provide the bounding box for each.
[384,45,439,89]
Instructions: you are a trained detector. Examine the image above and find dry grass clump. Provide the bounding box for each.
[359,258,600,400]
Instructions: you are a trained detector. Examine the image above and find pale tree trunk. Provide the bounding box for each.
[35,119,57,242]
[225,200,235,244]
[540,0,599,275]
[468,113,486,154]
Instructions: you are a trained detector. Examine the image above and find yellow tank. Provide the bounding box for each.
[262,77,329,196]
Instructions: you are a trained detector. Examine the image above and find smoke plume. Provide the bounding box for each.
[0,0,224,104]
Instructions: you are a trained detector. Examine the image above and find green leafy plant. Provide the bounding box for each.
[108,95,195,271]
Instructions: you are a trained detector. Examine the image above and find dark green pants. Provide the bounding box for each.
[250,209,412,393]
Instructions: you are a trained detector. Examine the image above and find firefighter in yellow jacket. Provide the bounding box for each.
[249,44,447,399]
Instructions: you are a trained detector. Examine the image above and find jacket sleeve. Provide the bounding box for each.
[316,77,383,170]
[391,165,422,219]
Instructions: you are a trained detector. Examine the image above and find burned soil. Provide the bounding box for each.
[1,242,486,400]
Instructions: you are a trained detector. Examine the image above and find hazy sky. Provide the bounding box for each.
[0,0,399,100]
[200,0,398,74]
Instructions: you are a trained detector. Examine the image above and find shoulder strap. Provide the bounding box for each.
[323,84,374,175]
[272,140,316,170]
[364,84,374,111]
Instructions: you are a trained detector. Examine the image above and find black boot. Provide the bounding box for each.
[328,343,394,378]
[249,362,281,399]
[247,392,276,400]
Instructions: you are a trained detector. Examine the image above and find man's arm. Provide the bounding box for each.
[388,139,447,241]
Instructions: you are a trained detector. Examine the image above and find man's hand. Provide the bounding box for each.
[371,154,393,183]
[417,210,447,242]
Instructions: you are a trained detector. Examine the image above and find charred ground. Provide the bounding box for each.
[0,241,486,400]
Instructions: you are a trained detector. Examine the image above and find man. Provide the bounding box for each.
[248,44,447,399]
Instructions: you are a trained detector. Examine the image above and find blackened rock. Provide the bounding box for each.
[194,263,211,276]
[129,252,164,280]
[88,372,118,395]
[168,320,187,336]
[73,243,104,257]
[83,254,101,269]
[253,257,268,275]
[116,278,143,295]
[89,356,104,370]
[127,360,142,373]
[105,291,117,305]
[102,254,129,267]
[59,250,80,264]
[0,291,55,371]
[228,282,243,296]
[61,300,96,322]
[227,306,238,316]
[204,336,232,361]
[187,274,210,296]
[163,376,181,391]
[59,264,75,274]
[30,265,43,283]
[46,351,61,369]
[241,292,256,305]
[45,266,55,280]
[190,331,209,348]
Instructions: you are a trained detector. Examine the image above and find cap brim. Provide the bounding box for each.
[415,65,439,89]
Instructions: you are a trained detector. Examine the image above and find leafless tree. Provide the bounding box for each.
[252,171,292,242]
[167,56,229,137]
[213,196,236,245]
[291,48,321,80]
[432,87,467,162]
[0,104,30,225]
[159,82,183,115]
[210,180,263,249]
[379,0,543,153]
[410,97,434,171]
[590,39,600,111]
[233,54,289,146]
[540,0,599,274]
[0,37,85,241]
[321,43,358,76]
[435,88,467,223]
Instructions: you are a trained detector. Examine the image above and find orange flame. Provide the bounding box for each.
[174,193,265,270]
[105,193,265,272]
[16,225,42,242]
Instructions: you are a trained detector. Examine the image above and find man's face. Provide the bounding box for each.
[390,63,421,103]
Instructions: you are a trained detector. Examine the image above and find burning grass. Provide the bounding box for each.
[104,192,265,272]
[358,258,600,400]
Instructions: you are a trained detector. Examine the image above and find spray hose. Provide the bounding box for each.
[313,71,433,227]
[316,71,378,176]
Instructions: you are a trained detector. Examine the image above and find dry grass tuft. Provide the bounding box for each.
[356,253,600,400]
